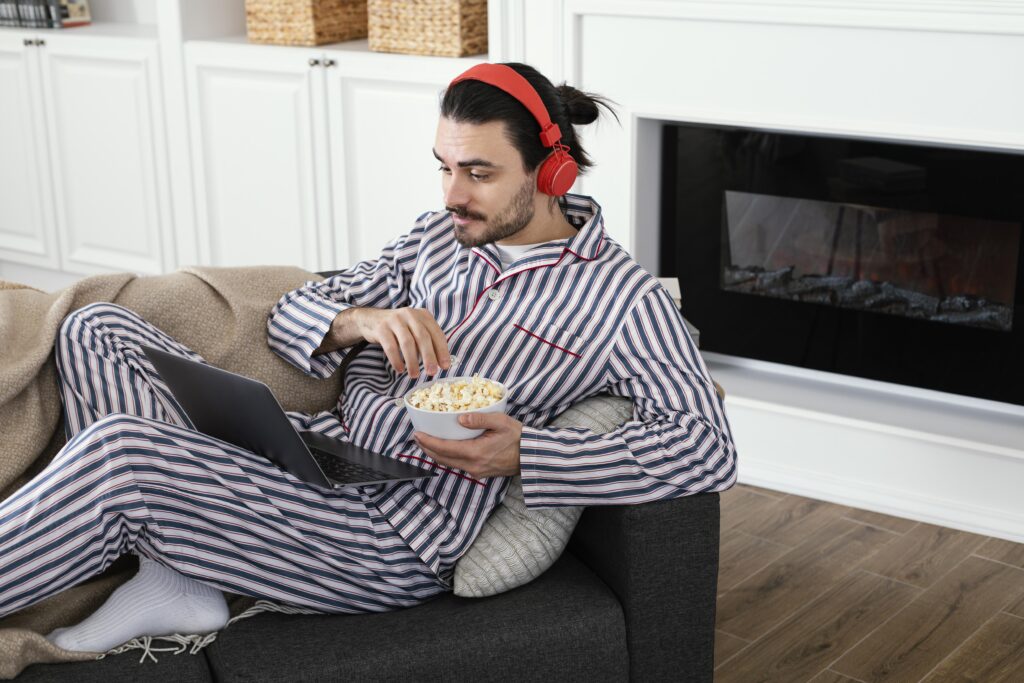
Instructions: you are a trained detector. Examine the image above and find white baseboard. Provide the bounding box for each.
[706,353,1024,543]
[739,455,1024,544]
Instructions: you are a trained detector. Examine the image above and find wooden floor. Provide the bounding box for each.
[714,484,1024,683]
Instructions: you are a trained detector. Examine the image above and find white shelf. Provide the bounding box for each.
[188,34,488,63]
[0,21,156,40]
[704,351,1024,459]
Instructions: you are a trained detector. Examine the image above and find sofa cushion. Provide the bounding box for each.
[454,394,634,598]
[204,550,628,682]
[16,644,214,682]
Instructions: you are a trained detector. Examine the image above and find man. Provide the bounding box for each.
[0,62,736,654]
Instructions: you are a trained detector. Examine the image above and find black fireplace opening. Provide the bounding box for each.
[661,123,1024,406]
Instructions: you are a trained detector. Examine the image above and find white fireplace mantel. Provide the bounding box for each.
[490,0,1024,541]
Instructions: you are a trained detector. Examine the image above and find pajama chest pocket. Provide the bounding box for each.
[511,321,587,360]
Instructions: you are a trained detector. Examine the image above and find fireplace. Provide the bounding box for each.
[660,123,1024,406]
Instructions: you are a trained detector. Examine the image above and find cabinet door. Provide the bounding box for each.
[324,54,484,268]
[185,42,329,271]
[37,34,174,276]
[0,33,59,271]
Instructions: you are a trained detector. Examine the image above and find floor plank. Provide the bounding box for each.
[809,672,864,683]
[717,519,897,641]
[974,536,1024,569]
[922,612,1024,682]
[855,523,987,588]
[739,483,788,500]
[718,529,791,593]
[842,508,918,535]
[716,570,918,683]
[720,487,786,535]
[831,556,1024,682]
[735,492,852,548]
[714,629,750,669]
[1007,592,1024,619]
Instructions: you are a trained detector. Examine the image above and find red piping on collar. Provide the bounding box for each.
[448,235,604,342]
[472,248,501,275]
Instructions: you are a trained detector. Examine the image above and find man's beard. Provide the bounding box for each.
[449,177,535,248]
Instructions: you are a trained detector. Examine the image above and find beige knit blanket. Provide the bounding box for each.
[0,266,343,677]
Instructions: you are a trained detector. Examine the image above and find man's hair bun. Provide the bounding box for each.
[556,84,602,126]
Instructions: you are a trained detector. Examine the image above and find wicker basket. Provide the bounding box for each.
[368,0,487,57]
[246,0,368,46]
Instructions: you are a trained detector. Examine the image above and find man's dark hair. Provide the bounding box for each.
[440,62,617,176]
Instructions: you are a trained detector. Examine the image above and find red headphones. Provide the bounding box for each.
[448,63,579,197]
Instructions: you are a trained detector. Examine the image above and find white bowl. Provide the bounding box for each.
[402,376,508,440]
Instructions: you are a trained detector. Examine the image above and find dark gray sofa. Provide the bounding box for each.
[19,492,720,682]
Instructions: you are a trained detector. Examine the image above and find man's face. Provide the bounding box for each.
[434,117,536,248]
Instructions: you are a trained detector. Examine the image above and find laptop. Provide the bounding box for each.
[139,344,435,489]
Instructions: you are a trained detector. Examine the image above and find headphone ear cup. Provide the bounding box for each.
[536,149,578,196]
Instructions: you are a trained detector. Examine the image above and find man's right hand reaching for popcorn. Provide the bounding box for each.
[313,307,452,379]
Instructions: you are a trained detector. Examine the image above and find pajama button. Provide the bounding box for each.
[488,289,501,301]
[394,398,404,407]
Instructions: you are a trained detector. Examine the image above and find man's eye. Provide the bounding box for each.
[470,173,489,181]
[438,165,451,174]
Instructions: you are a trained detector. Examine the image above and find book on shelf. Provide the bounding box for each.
[2,0,90,28]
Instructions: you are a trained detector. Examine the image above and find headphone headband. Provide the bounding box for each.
[449,63,563,150]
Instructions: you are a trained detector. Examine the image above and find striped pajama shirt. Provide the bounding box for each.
[0,192,736,620]
[269,193,737,575]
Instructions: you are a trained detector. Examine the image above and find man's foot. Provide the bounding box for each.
[46,555,229,653]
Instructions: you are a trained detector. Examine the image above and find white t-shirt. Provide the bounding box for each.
[494,242,547,270]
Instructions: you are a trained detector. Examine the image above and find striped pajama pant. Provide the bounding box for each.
[0,303,446,620]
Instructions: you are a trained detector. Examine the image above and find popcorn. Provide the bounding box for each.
[406,374,504,412]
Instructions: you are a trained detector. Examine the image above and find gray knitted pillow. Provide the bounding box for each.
[453,394,634,597]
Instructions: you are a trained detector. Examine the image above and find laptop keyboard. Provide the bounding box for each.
[309,448,396,484]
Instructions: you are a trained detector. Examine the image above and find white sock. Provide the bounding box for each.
[46,555,229,653]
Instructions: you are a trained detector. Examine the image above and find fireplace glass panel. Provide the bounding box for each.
[722,191,1019,331]
[661,122,1024,406]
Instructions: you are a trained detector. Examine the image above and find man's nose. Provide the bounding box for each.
[444,174,469,208]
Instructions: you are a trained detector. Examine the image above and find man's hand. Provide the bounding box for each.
[414,413,523,479]
[354,307,451,379]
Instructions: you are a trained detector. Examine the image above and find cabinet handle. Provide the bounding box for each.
[36,39,46,46]
[323,58,336,67]
[24,38,33,46]
[309,58,321,67]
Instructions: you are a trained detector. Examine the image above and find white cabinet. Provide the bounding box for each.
[38,31,174,276]
[0,28,173,280]
[0,32,59,271]
[185,39,482,272]
[184,42,330,271]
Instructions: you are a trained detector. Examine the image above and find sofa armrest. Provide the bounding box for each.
[567,493,720,683]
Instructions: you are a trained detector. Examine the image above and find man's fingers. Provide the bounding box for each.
[370,308,451,376]
[424,318,452,370]
[377,330,404,374]
[414,432,472,462]
[391,324,421,378]
[457,412,507,431]
[409,320,440,375]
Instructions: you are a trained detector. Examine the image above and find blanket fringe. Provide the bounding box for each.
[95,600,321,664]
[227,599,322,626]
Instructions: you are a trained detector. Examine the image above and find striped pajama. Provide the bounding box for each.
[0,303,446,620]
